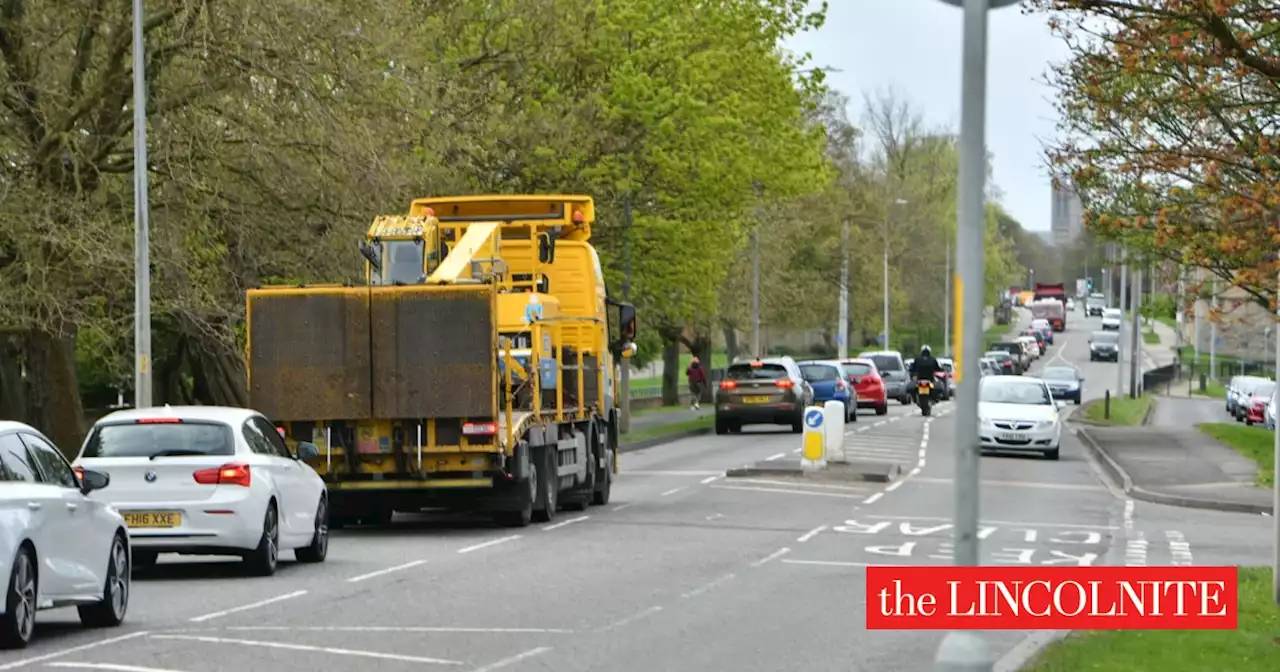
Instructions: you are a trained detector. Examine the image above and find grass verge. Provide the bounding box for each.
[1198,422,1276,487]
[620,415,712,444]
[1081,394,1152,425]
[1142,329,1160,345]
[1195,380,1228,398]
[983,323,1014,350]
[631,351,729,391]
[1025,567,1280,672]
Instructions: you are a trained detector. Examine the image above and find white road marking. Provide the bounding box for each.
[0,632,151,671]
[660,487,682,496]
[188,590,307,622]
[457,535,521,554]
[543,515,589,531]
[918,448,926,457]
[469,647,554,672]
[885,481,904,492]
[864,514,1119,530]
[150,634,463,665]
[751,547,791,567]
[711,485,864,499]
[624,470,723,476]
[765,452,786,461]
[1166,530,1194,565]
[908,477,1105,491]
[782,559,871,568]
[863,492,884,504]
[47,664,185,672]
[889,417,901,423]
[726,478,866,491]
[611,503,635,512]
[598,606,663,631]
[221,625,574,634]
[909,467,921,476]
[797,525,827,542]
[1124,535,1148,567]
[680,573,736,598]
[346,560,427,583]
[873,421,886,427]
[700,475,720,484]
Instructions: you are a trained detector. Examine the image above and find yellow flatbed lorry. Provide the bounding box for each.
[245,195,638,527]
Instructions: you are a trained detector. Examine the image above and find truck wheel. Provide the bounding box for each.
[592,447,613,506]
[532,449,558,523]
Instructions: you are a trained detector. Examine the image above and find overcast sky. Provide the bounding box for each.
[785,1,1070,232]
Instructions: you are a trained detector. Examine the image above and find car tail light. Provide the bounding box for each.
[835,380,846,391]
[850,376,861,385]
[463,422,497,436]
[720,380,737,390]
[193,463,251,487]
[136,418,181,424]
[775,379,794,389]
[73,466,84,481]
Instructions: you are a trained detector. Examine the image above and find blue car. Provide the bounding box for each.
[797,360,857,422]
[1041,365,1083,405]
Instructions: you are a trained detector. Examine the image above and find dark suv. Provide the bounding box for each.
[989,341,1028,374]
[714,357,813,434]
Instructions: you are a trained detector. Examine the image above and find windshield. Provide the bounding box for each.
[1042,367,1076,381]
[985,351,1010,360]
[1103,309,1122,318]
[1092,332,1119,344]
[81,421,235,459]
[980,380,1053,405]
[992,342,1020,354]
[799,364,839,382]
[379,239,425,285]
[862,354,903,373]
[844,362,873,376]
[1253,382,1276,398]
[726,363,788,381]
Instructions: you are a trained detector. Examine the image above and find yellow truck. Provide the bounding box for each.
[245,195,638,528]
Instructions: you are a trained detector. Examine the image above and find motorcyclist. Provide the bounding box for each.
[910,345,944,394]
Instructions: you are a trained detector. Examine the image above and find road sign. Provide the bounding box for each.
[804,407,824,429]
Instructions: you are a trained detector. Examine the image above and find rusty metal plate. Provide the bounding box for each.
[247,288,373,421]
[370,286,495,419]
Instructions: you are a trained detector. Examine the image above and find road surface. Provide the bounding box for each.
[0,310,1268,671]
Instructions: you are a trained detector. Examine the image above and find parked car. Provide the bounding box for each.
[979,357,999,377]
[715,357,814,434]
[1225,375,1267,417]
[1234,379,1274,423]
[1022,328,1047,353]
[977,376,1064,461]
[990,341,1029,372]
[1101,308,1122,330]
[857,350,912,405]
[984,348,1020,375]
[1029,319,1054,344]
[1041,366,1084,405]
[1016,335,1041,360]
[74,406,330,576]
[0,421,129,649]
[841,358,889,416]
[1244,381,1275,426]
[1088,331,1120,362]
[936,358,956,399]
[797,360,857,423]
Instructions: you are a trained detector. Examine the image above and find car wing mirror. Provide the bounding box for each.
[79,469,110,495]
[296,442,320,461]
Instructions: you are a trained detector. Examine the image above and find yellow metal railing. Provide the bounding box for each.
[498,315,607,451]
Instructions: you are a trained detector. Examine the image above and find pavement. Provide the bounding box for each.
[1078,315,1276,514]
[2,306,1272,672]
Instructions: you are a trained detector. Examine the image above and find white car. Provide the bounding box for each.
[74,406,329,576]
[0,422,129,649]
[1101,308,1122,330]
[977,377,1064,460]
[1030,318,1051,332]
[1016,335,1041,359]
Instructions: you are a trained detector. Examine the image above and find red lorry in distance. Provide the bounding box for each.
[1032,283,1068,331]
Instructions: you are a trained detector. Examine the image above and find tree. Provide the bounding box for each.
[1035,0,1280,309]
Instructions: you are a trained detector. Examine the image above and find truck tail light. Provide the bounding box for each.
[463,422,498,436]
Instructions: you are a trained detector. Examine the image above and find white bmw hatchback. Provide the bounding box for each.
[74,406,329,576]
[0,421,129,649]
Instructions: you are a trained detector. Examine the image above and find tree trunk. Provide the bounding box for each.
[190,342,249,407]
[722,322,739,363]
[0,337,27,423]
[660,337,680,406]
[23,330,86,455]
[678,329,713,403]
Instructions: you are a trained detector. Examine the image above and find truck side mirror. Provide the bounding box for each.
[359,241,381,272]
[619,303,637,342]
[538,233,556,264]
[621,342,637,359]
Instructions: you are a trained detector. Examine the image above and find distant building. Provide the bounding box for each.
[1051,183,1084,246]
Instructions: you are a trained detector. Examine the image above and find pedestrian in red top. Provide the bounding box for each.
[686,356,708,410]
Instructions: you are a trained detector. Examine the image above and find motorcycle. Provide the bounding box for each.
[916,379,934,416]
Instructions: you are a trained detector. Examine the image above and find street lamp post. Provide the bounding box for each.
[132,0,153,409]
[839,216,850,360]
[883,198,907,349]
[933,0,1024,668]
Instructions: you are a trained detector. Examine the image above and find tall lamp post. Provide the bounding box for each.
[883,198,908,349]
[132,0,153,409]
[933,0,1024,669]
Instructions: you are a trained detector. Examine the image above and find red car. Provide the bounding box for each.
[842,358,889,416]
[1245,394,1269,426]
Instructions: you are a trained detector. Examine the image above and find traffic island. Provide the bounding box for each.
[725,459,901,483]
[1023,567,1280,672]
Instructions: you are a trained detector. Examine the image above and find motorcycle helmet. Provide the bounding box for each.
[920,345,932,357]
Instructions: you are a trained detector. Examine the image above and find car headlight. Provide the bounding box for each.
[1037,420,1058,430]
